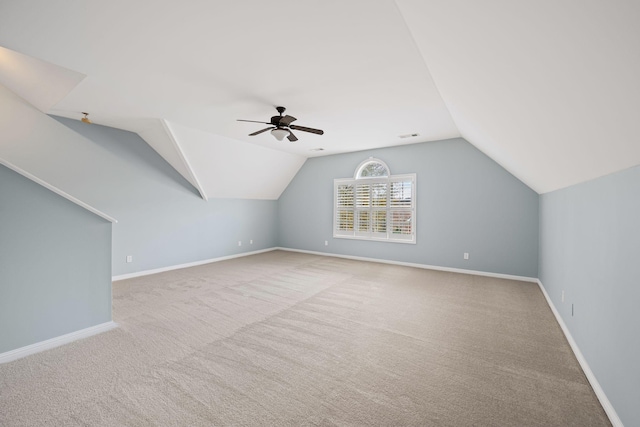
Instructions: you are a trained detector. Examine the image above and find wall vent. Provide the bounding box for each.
[399,133,419,139]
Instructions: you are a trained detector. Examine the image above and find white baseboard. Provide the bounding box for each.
[112,247,278,281]
[536,280,623,427]
[0,321,118,364]
[275,247,539,283]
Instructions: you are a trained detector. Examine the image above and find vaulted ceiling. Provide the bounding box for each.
[1,0,638,200]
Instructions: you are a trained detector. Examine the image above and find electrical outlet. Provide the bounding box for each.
[463,252,469,260]
[126,255,133,263]
[238,241,242,247]
[325,240,328,246]
[250,239,253,245]
[561,291,565,303]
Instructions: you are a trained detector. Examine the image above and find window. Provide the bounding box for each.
[334,158,416,243]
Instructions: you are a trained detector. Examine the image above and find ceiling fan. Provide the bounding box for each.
[238,106,324,142]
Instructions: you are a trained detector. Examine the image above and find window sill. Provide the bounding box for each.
[333,234,416,244]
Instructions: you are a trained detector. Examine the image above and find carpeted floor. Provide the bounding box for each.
[0,250,610,426]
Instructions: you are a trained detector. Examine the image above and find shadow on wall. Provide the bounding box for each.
[51,116,200,198]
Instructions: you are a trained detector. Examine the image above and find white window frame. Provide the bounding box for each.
[333,158,416,244]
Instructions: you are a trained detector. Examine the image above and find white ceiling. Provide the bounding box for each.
[0,45,85,113]
[1,0,638,197]
[396,0,640,193]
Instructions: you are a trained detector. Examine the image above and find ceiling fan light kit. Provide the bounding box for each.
[271,128,290,141]
[238,106,324,143]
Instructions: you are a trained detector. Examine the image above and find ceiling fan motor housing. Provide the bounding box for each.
[270,116,283,125]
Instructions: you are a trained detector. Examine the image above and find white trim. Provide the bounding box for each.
[112,247,277,281]
[0,158,117,223]
[333,234,417,244]
[161,120,209,201]
[0,321,118,364]
[275,247,538,282]
[536,280,623,427]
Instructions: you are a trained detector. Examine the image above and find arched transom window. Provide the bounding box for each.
[334,157,416,243]
[355,158,389,178]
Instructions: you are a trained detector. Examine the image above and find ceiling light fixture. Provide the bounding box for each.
[81,112,92,124]
[271,128,290,141]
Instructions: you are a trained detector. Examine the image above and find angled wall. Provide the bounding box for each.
[0,165,112,353]
[51,117,279,277]
[0,84,121,216]
[539,165,640,426]
[278,138,539,278]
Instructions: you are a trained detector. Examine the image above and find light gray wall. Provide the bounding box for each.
[539,165,640,426]
[52,117,278,276]
[278,138,539,277]
[0,165,112,353]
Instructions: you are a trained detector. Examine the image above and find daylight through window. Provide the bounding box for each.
[334,158,416,243]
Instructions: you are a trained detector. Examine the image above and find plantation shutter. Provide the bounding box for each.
[334,168,415,243]
[389,178,414,240]
[355,183,371,236]
[335,183,354,235]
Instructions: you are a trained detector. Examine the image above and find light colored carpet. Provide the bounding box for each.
[0,250,610,426]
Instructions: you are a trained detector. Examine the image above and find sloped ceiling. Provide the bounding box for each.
[167,121,306,200]
[0,46,85,113]
[396,0,640,193]
[1,0,638,196]
[0,84,119,221]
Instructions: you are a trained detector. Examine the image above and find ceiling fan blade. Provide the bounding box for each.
[279,115,297,126]
[249,127,274,136]
[238,119,270,124]
[289,124,324,135]
[287,131,298,142]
